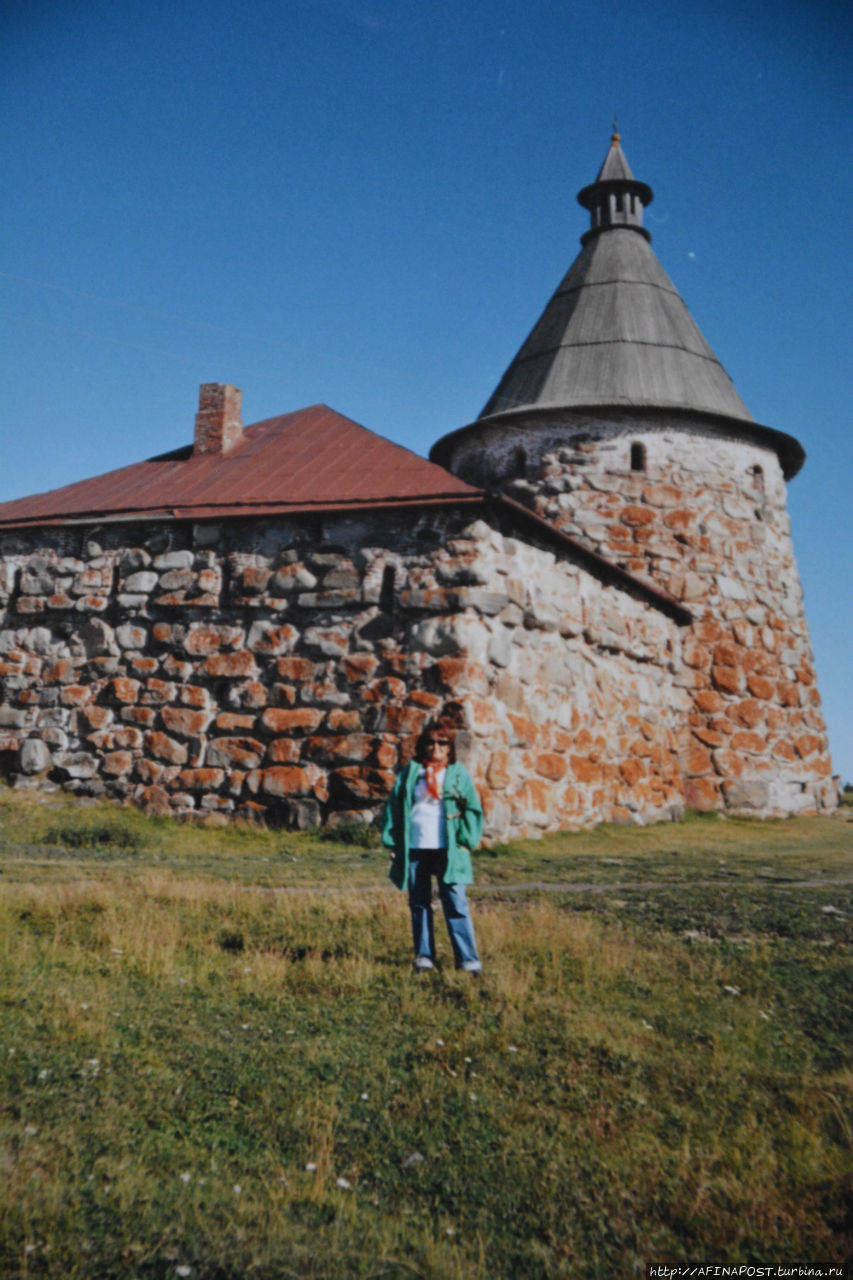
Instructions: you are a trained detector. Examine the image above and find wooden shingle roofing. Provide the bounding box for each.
[479,136,754,424]
[479,226,755,423]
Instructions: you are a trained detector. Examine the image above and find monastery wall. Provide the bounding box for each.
[0,507,687,838]
[446,411,835,816]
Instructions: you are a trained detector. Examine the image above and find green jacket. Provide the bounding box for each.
[382,760,484,890]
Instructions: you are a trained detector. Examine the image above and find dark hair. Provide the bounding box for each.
[414,717,457,764]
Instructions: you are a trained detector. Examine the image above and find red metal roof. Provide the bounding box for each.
[0,404,482,528]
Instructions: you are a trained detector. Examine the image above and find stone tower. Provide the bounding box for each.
[431,132,835,816]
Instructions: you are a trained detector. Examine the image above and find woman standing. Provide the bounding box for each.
[382,718,484,973]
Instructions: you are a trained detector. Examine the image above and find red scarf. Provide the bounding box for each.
[425,763,442,800]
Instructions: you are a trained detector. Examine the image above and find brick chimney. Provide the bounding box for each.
[193,383,243,455]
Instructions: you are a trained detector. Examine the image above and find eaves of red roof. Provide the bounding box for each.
[0,404,481,528]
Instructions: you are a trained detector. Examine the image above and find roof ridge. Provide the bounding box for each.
[556,277,681,297]
[502,340,730,363]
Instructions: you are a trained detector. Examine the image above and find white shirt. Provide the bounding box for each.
[409,766,447,849]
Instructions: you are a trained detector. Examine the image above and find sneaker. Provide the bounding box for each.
[461,960,482,974]
[414,957,434,971]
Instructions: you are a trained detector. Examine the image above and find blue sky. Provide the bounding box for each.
[1,0,851,784]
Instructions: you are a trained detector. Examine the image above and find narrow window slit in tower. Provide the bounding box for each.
[379,565,396,614]
[630,442,646,472]
[510,446,527,478]
[749,464,764,493]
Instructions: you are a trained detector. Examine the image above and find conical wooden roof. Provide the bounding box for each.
[479,134,754,424]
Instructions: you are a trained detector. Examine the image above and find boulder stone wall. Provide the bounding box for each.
[0,507,687,838]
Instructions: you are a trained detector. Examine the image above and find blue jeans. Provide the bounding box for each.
[408,849,480,968]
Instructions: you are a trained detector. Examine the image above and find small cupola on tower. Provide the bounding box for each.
[576,126,653,243]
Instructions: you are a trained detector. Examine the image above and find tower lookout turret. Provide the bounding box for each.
[576,128,653,242]
[430,133,833,818]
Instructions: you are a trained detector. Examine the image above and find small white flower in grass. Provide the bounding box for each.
[305,1162,316,1172]
[178,978,187,986]
[336,1177,351,1190]
[8,1049,15,1056]
[360,1092,369,1101]
[642,1020,654,1031]
[507,1045,518,1053]
[25,1126,38,1136]
[243,967,252,973]
[723,985,741,996]
[176,1268,192,1278]
[403,1151,424,1168]
[435,1038,445,1046]
[464,1056,472,1064]
[111,949,123,956]
[25,1245,36,1254]
[179,1172,192,1184]
[80,1004,89,1011]
[38,1069,48,1080]
[240,1024,250,1031]
[445,1227,455,1236]
[760,1010,771,1021]
[233,1185,241,1195]
[469,1093,477,1101]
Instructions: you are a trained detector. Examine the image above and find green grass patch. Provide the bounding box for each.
[1,787,851,1277]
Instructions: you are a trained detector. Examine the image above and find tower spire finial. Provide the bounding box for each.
[577,131,653,245]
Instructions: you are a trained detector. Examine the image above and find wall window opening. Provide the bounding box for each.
[749,464,765,493]
[379,565,396,614]
[510,445,527,478]
[630,442,646,472]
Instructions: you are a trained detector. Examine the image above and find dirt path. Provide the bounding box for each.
[473,877,853,894]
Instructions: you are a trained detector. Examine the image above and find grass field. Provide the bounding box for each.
[1,786,851,1279]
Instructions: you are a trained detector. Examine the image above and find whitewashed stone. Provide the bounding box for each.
[19,738,52,774]
[717,576,749,601]
[117,623,148,650]
[487,629,513,668]
[55,752,98,779]
[154,551,193,571]
[0,707,30,728]
[124,571,159,593]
